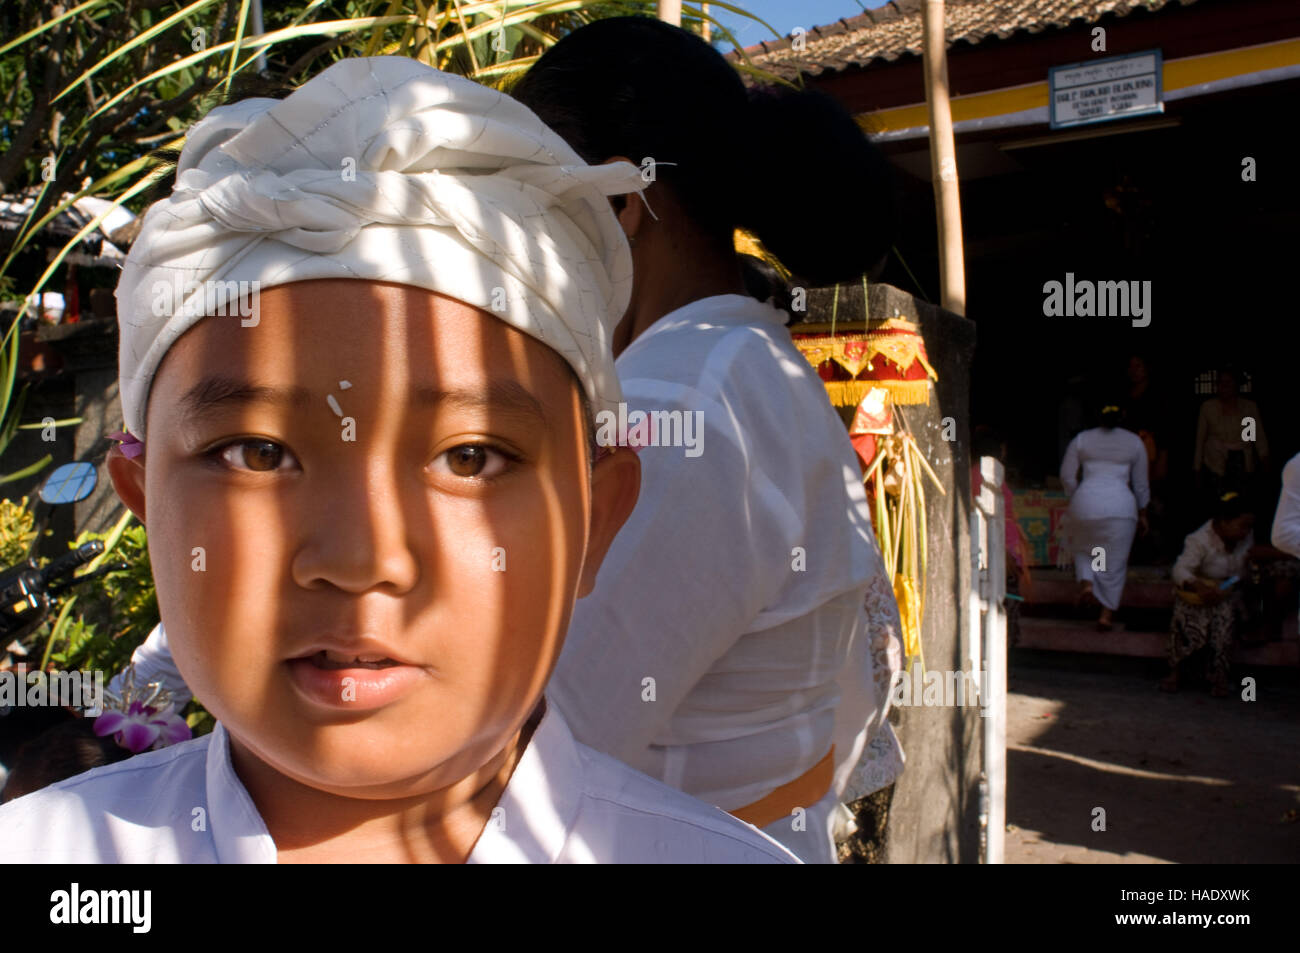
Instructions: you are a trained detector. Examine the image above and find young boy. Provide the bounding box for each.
[0,58,796,864]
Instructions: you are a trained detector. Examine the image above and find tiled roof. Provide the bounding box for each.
[737,0,1201,79]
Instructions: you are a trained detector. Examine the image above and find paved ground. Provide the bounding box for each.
[1005,651,1300,863]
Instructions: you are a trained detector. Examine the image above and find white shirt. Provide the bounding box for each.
[1272,453,1300,557]
[1171,520,1254,588]
[0,702,797,864]
[551,294,892,848]
[1060,426,1150,520]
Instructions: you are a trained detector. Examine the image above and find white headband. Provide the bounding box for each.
[115,56,645,442]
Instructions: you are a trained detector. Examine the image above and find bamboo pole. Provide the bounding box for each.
[250,0,267,72]
[701,4,710,41]
[921,0,967,316]
[658,1,682,26]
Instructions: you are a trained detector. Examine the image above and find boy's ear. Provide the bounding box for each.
[577,448,640,598]
[106,445,147,526]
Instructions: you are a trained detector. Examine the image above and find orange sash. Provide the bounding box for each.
[730,746,835,829]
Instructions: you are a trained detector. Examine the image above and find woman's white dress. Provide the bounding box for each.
[550,293,901,863]
[1060,427,1151,610]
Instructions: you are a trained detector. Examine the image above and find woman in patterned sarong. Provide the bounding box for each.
[1162,492,1257,697]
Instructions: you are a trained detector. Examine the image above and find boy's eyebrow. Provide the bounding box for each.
[180,377,313,423]
[179,375,549,427]
[414,381,548,428]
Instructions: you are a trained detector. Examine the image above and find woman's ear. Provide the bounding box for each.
[578,447,640,598]
[106,445,147,527]
[602,156,646,241]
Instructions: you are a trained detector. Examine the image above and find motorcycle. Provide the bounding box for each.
[0,460,128,779]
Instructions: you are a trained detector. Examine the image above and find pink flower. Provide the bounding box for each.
[94,700,191,753]
[108,430,145,459]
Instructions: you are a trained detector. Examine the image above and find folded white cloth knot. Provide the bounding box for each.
[116,56,645,441]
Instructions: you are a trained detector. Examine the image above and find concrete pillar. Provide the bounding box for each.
[799,281,980,862]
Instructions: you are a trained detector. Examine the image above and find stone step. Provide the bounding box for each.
[1016,617,1300,666]
[1025,567,1175,608]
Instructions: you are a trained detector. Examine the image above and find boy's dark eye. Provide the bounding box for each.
[448,446,487,477]
[433,443,513,481]
[216,439,294,473]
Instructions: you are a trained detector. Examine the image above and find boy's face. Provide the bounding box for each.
[110,278,637,798]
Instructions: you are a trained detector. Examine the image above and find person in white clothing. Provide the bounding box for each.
[58,19,906,865]
[0,700,793,864]
[0,59,797,865]
[513,17,903,863]
[1162,492,1259,697]
[1060,404,1150,630]
[1271,452,1300,558]
[1269,452,1300,629]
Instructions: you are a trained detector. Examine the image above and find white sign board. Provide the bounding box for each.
[1049,50,1163,130]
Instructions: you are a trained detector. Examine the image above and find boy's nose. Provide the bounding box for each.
[291,471,422,594]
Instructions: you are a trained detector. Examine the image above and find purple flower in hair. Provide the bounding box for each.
[109,430,145,459]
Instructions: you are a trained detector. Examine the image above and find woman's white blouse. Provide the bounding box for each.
[0,703,797,864]
[1060,426,1151,519]
[1171,520,1254,587]
[550,294,892,815]
[1272,453,1300,557]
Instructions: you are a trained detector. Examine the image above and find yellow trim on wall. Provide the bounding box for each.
[860,83,1047,132]
[1164,37,1300,89]
[859,37,1300,133]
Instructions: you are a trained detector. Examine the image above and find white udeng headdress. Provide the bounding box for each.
[115,56,645,442]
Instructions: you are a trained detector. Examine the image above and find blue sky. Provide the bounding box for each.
[709,0,887,49]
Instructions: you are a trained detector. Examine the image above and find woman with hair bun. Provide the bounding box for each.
[1164,492,1256,696]
[1060,401,1150,630]
[511,16,903,863]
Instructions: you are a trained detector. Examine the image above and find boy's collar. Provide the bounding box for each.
[204,699,581,864]
[206,721,278,864]
[465,698,583,864]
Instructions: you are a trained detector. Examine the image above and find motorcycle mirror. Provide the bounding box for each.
[38,461,98,505]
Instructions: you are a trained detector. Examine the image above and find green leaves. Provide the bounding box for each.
[0,495,38,568]
[51,0,225,106]
[36,515,157,676]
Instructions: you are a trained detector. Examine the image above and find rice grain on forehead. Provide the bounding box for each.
[115,56,645,444]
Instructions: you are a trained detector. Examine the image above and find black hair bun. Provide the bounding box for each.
[1213,491,1251,522]
[739,85,899,287]
[739,253,793,315]
[510,17,899,288]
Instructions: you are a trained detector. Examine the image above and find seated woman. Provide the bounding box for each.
[1162,492,1287,697]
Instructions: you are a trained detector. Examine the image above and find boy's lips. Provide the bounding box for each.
[287,639,419,668]
[300,650,402,670]
[286,642,428,711]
